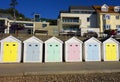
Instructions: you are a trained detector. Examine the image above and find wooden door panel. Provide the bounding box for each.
[3,42,10,62]
[54,43,61,62]
[33,43,40,61]
[25,43,33,61]
[106,43,117,61]
[11,42,18,62]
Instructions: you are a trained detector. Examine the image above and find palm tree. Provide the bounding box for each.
[10,0,18,19]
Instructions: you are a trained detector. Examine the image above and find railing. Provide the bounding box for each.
[59,31,81,36]
[61,19,81,25]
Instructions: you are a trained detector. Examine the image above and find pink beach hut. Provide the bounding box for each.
[65,37,83,62]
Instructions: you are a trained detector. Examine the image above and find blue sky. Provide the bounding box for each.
[0,0,120,19]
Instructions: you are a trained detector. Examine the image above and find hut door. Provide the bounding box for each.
[33,43,40,61]
[106,43,117,61]
[87,44,93,60]
[26,43,33,61]
[3,42,10,62]
[47,43,61,62]
[92,43,99,60]
[26,43,40,62]
[47,43,54,61]
[11,42,18,62]
[54,43,61,62]
[68,43,80,60]
[73,43,80,60]
[87,43,99,61]
[3,42,18,62]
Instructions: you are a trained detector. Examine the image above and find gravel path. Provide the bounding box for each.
[0,72,120,82]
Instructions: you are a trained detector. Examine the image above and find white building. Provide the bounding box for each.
[58,6,99,36]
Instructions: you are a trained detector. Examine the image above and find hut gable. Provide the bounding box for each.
[103,38,119,44]
[85,37,101,44]
[0,35,21,43]
[65,37,83,43]
[23,36,43,43]
[44,37,63,44]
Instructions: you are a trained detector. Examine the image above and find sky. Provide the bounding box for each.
[0,0,120,19]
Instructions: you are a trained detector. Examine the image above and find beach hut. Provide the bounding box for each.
[23,36,43,63]
[65,37,83,62]
[103,37,119,61]
[0,35,22,63]
[84,37,101,61]
[44,37,63,62]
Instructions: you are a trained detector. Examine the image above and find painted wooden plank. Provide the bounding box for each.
[33,43,40,61]
[3,42,18,62]
[105,43,117,61]
[67,43,80,61]
[54,43,61,62]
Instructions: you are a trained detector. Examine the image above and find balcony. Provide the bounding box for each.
[61,18,81,25]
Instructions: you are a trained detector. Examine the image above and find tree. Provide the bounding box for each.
[10,0,18,19]
[0,25,7,33]
[10,23,25,36]
[104,29,117,37]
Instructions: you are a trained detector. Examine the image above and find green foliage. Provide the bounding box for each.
[0,8,31,21]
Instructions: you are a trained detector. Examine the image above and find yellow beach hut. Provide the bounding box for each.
[103,37,119,61]
[0,35,22,63]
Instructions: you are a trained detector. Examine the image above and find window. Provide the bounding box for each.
[24,23,33,26]
[42,24,47,28]
[104,24,111,30]
[70,45,72,46]
[89,45,92,46]
[102,8,108,12]
[56,45,58,47]
[62,18,79,23]
[87,18,90,22]
[107,45,110,47]
[94,45,97,46]
[114,6,120,12]
[101,4,109,12]
[116,15,120,20]
[113,45,115,47]
[115,9,119,12]
[75,45,78,47]
[104,14,110,20]
[35,45,38,47]
[116,25,120,29]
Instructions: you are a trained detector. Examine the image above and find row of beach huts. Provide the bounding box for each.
[0,35,119,63]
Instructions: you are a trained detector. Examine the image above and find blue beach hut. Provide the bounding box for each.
[84,37,101,61]
[23,36,43,63]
